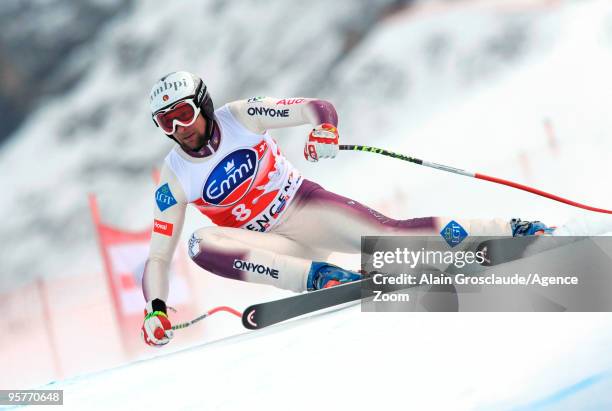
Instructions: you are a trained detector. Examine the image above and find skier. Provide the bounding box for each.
[141,71,553,346]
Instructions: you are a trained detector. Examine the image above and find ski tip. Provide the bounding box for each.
[242,306,260,330]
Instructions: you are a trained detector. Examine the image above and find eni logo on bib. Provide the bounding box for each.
[203,149,258,206]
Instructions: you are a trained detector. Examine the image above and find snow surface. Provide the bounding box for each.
[4,0,612,409]
[27,310,612,411]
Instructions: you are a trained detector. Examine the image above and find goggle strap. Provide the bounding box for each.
[194,80,207,107]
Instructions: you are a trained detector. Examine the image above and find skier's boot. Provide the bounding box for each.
[306,262,361,291]
[510,218,556,237]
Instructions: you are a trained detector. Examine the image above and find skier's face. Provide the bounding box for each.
[173,113,207,151]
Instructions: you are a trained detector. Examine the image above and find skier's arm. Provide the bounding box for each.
[142,165,188,303]
[227,97,338,134]
[141,165,187,346]
[228,97,340,162]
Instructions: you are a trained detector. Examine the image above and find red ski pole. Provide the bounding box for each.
[339,145,612,215]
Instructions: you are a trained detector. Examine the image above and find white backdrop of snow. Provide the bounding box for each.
[3,0,612,409]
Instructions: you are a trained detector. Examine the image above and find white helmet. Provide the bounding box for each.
[149,71,215,126]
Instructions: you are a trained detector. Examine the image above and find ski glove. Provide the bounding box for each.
[304,123,339,162]
[141,298,174,347]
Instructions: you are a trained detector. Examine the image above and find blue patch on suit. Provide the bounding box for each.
[156,183,177,212]
[440,220,468,248]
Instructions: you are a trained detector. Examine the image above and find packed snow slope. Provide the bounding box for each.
[37,308,612,411]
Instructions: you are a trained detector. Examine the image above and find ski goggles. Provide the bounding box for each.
[152,99,201,135]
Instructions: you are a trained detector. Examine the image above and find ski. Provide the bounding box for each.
[242,277,375,330]
[241,235,569,330]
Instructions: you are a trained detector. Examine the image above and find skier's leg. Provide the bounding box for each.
[273,180,512,253]
[188,225,330,292]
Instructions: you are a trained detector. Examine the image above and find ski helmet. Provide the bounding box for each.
[149,71,214,137]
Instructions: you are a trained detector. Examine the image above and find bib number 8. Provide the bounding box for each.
[232,204,251,222]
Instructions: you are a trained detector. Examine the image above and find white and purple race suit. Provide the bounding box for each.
[143,97,512,300]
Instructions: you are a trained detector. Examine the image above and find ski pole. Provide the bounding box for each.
[171,306,242,330]
[339,144,612,215]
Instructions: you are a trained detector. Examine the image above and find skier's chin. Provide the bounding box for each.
[180,132,206,152]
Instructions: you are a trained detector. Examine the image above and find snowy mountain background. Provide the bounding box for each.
[2,0,612,408]
[1,0,415,290]
[4,0,611,291]
[0,0,131,144]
